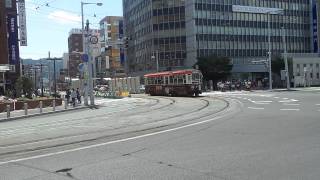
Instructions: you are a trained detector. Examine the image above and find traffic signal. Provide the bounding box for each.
[124,37,129,48]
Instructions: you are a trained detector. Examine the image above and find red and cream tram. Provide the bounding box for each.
[144,69,203,96]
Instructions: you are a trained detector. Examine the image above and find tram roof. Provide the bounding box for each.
[144,69,198,78]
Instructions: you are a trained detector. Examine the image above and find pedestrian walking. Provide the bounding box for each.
[65,89,71,104]
[76,88,81,104]
[71,89,77,107]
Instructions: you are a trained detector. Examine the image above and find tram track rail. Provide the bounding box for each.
[0,96,232,159]
[0,97,168,135]
[0,97,176,148]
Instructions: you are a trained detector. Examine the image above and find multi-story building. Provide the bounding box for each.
[68,28,100,78]
[68,29,84,78]
[0,0,8,65]
[123,0,186,75]
[100,16,126,78]
[123,0,316,79]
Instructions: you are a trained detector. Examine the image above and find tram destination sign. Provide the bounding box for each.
[232,5,283,14]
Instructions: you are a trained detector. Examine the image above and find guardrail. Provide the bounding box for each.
[1,98,81,119]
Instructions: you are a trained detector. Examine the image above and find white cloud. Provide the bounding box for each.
[48,11,81,24]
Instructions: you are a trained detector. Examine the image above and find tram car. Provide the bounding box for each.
[144,69,203,96]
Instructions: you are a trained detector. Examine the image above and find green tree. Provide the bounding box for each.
[15,76,34,98]
[194,55,233,82]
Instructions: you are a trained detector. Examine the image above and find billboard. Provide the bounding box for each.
[18,0,27,46]
[232,5,283,14]
[7,14,20,65]
[312,0,319,53]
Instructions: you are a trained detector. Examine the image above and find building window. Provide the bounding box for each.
[317,73,320,79]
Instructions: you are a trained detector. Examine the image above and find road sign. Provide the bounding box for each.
[90,36,98,44]
[81,54,89,62]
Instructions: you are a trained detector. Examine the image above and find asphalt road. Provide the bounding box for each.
[0,90,319,180]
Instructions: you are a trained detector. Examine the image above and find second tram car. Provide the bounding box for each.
[144,69,203,96]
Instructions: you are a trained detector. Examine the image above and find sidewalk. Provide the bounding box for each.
[252,87,320,92]
[0,101,87,122]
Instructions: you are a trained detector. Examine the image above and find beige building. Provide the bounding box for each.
[289,54,320,87]
[100,16,125,78]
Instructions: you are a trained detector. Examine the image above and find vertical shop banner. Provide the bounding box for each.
[18,0,27,46]
[120,48,125,65]
[7,14,20,65]
[312,0,319,53]
[119,20,124,39]
[105,56,110,69]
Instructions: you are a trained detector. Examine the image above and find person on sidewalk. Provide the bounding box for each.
[76,88,81,104]
[71,89,77,107]
[65,89,71,104]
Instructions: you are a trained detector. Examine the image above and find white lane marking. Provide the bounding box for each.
[248,107,265,110]
[282,98,289,100]
[279,99,299,103]
[283,103,300,106]
[274,97,280,99]
[253,102,270,105]
[316,104,320,106]
[256,101,273,103]
[280,109,300,111]
[0,102,237,166]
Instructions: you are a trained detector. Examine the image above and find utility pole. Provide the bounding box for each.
[34,68,37,91]
[267,12,272,90]
[86,19,94,106]
[20,58,23,77]
[282,26,290,90]
[47,51,59,99]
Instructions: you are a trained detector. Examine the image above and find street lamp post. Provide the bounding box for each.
[267,12,272,90]
[80,1,102,106]
[47,52,59,99]
[282,26,290,90]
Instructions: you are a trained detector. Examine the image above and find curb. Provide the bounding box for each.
[0,105,94,123]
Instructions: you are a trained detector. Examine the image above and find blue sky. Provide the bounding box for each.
[21,0,122,59]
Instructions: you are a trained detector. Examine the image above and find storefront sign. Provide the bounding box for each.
[312,0,319,53]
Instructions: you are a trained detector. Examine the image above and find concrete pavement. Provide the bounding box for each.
[0,91,319,179]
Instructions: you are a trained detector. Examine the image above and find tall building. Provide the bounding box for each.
[68,29,84,78]
[123,0,186,75]
[99,16,126,77]
[123,0,315,78]
[68,28,100,78]
[0,0,8,65]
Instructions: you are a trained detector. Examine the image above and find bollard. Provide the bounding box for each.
[6,105,10,118]
[64,99,68,109]
[39,101,43,113]
[53,100,56,111]
[24,103,28,116]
